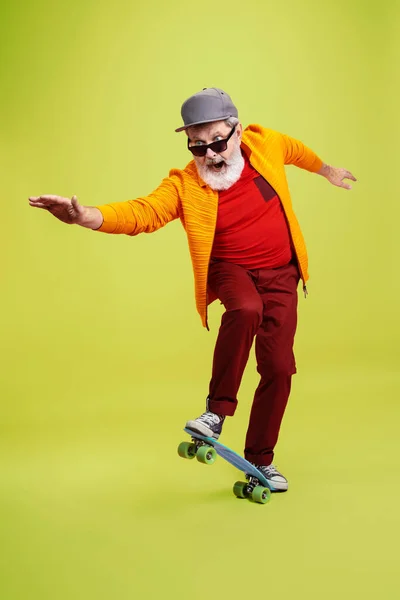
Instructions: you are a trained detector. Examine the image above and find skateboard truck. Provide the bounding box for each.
[178,434,218,465]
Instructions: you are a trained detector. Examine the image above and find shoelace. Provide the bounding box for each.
[197,411,220,425]
[261,464,281,477]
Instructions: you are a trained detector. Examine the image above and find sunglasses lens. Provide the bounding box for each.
[189,145,207,157]
[210,141,227,154]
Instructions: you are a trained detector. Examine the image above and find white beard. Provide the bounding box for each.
[195,143,245,190]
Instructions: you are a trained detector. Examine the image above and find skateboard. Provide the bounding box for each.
[178,427,272,504]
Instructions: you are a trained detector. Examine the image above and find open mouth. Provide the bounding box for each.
[208,161,225,172]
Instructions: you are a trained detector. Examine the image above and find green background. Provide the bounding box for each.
[1,0,399,598]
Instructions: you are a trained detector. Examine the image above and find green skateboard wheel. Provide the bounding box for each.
[177,441,196,459]
[196,445,217,465]
[233,481,248,499]
[251,485,271,504]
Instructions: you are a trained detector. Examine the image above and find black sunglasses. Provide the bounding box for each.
[187,125,237,157]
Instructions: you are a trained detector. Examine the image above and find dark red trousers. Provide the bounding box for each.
[207,258,300,466]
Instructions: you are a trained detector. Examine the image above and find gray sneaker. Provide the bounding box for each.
[252,464,288,492]
[185,410,225,439]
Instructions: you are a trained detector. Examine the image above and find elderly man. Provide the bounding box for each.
[29,87,356,492]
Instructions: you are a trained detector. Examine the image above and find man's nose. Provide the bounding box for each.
[205,147,217,158]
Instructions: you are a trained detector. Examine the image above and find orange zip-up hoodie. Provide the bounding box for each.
[95,124,323,330]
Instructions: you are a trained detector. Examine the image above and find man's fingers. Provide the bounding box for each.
[345,171,357,181]
[29,195,68,205]
[29,202,49,209]
[29,196,50,205]
[38,195,65,202]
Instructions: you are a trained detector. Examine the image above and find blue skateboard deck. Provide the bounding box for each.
[183,427,274,492]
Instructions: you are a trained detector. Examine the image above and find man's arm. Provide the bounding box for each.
[281,133,357,190]
[29,174,181,231]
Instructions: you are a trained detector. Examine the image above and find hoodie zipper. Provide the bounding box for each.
[205,193,219,331]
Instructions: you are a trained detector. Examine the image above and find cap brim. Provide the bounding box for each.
[175,115,235,133]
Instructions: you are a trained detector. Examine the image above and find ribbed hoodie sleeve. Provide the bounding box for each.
[280,133,323,173]
[94,175,181,235]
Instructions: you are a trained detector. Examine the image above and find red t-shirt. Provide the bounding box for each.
[211,152,294,269]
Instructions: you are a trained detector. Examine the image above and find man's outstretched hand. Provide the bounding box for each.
[28,195,103,229]
[29,194,86,224]
[318,164,357,190]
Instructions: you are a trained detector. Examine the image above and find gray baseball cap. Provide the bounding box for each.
[175,87,238,132]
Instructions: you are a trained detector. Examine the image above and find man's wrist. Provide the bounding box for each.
[79,206,104,230]
[317,163,333,178]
